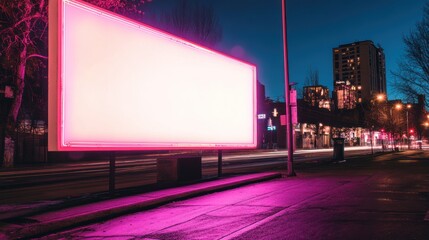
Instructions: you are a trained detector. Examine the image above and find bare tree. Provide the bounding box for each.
[154,0,222,47]
[0,0,48,126]
[393,2,429,107]
[302,67,321,106]
[0,0,151,166]
[304,67,319,86]
[0,0,151,123]
[86,0,150,21]
[373,103,405,148]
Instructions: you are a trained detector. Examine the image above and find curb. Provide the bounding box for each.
[1,172,281,239]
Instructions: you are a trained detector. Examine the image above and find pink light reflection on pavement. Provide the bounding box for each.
[46,176,361,239]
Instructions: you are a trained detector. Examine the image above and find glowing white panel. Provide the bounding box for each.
[48,0,257,151]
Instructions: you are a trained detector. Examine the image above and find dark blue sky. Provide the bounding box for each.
[145,0,428,100]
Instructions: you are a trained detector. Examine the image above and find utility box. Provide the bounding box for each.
[157,156,202,182]
[332,138,345,162]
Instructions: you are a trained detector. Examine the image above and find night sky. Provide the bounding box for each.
[144,0,428,100]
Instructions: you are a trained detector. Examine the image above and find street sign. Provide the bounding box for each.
[292,106,298,124]
[5,86,13,98]
[0,86,13,98]
[290,89,297,105]
[280,107,297,126]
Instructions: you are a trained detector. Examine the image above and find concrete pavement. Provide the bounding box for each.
[0,146,378,213]
[40,150,429,240]
[2,149,429,239]
[0,172,281,239]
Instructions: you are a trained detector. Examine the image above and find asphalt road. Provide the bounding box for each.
[43,150,429,240]
[0,147,379,204]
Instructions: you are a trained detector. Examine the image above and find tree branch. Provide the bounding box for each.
[26,54,47,60]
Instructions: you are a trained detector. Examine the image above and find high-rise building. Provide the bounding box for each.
[333,40,386,109]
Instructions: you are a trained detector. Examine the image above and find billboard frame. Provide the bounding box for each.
[49,0,257,151]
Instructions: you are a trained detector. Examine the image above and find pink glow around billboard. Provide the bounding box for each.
[48,0,257,151]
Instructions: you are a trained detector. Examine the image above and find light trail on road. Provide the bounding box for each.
[0,146,381,205]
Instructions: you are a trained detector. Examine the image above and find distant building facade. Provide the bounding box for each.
[303,85,331,110]
[333,84,357,110]
[257,81,267,148]
[333,40,387,109]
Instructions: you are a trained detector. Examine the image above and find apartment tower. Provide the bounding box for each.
[333,40,387,109]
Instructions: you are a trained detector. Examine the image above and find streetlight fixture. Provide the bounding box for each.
[375,96,406,151]
[388,103,403,151]
[376,94,386,102]
[390,103,412,150]
[374,93,387,150]
[395,103,402,110]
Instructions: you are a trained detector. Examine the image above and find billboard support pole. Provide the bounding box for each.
[282,0,296,177]
[109,151,116,195]
[218,150,222,177]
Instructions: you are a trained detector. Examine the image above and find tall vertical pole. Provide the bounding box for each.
[406,110,409,150]
[370,128,374,156]
[390,108,393,151]
[217,150,222,177]
[282,0,296,177]
[109,151,116,195]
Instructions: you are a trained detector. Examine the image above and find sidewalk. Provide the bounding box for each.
[2,150,428,239]
[0,172,281,239]
[0,146,378,209]
[6,150,428,240]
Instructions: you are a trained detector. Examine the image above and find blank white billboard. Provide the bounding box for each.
[48,0,257,151]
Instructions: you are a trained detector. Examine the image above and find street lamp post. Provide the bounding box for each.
[382,101,402,151]
[390,107,393,151]
[282,0,295,177]
[370,125,374,156]
[392,103,412,150]
[393,103,402,151]
[406,104,412,150]
[376,94,387,150]
[424,121,429,149]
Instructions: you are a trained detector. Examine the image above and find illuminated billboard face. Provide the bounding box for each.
[48,0,257,151]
